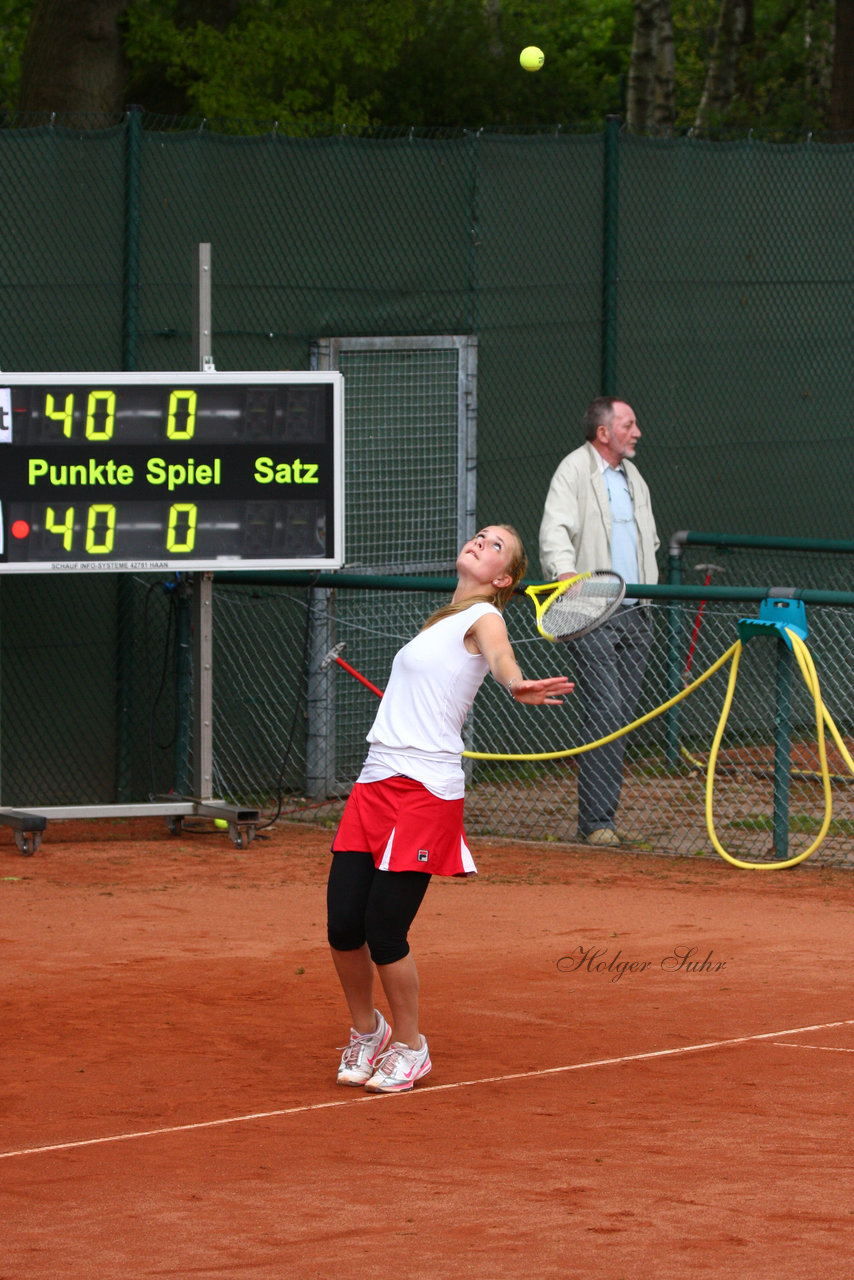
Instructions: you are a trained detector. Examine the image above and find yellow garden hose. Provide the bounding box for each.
[462,640,740,762]
[706,630,854,868]
[463,628,854,869]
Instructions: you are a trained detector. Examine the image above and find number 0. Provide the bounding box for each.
[86,391,116,441]
[86,504,116,554]
[167,390,197,440]
[167,503,197,552]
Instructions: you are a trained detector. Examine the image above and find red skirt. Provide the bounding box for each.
[331,776,477,877]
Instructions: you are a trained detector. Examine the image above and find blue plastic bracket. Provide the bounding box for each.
[737,593,808,650]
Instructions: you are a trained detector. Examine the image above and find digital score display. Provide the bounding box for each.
[0,371,344,572]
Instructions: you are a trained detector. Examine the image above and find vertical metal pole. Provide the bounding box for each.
[665,550,683,769]
[193,243,213,373]
[117,105,143,801]
[122,105,142,372]
[459,335,478,549]
[192,573,215,799]
[772,639,793,859]
[305,588,336,800]
[115,579,135,802]
[601,115,620,396]
[173,575,193,794]
[190,243,215,798]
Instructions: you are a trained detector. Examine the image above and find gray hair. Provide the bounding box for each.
[583,396,618,441]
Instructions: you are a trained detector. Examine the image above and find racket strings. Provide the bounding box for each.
[540,578,623,640]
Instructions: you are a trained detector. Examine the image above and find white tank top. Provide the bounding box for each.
[358,601,500,800]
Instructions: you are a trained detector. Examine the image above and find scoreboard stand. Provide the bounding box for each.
[1,801,259,857]
[0,370,344,853]
[0,808,47,857]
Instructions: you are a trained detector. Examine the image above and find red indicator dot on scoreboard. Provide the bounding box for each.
[11,520,31,539]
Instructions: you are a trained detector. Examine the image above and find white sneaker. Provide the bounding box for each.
[365,1037,432,1093]
[337,1010,392,1086]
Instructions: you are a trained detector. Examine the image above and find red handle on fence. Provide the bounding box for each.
[333,654,384,698]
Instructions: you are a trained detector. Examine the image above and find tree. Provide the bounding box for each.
[0,0,32,112]
[18,0,132,116]
[122,0,419,127]
[830,0,854,127]
[2,0,852,133]
[693,0,753,128]
[627,0,676,130]
[371,0,630,128]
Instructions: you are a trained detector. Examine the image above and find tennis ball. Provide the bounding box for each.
[520,46,544,72]
[214,818,229,830]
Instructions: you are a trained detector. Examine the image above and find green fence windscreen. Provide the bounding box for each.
[1,117,852,814]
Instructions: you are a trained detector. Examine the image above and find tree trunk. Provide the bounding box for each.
[627,0,659,130]
[830,0,854,128]
[694,0,753,130]
[627,0,675,131]
[18,0,132,117]
[483,0,504,60]
[654,0,676,130]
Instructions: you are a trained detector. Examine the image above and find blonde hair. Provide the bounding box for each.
[421,525,528,631]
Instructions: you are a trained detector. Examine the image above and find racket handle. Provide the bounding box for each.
[334,655,384,698]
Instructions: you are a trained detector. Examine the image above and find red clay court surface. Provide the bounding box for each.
[3,818,853,1279]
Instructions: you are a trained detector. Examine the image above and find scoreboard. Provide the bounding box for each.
[0,371,344,572]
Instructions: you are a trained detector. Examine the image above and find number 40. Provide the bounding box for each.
[45,504,198,554]
[44,390,197,440]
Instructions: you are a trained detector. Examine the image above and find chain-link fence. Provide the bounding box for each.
[201,578,854,867]
[2,115,854,863]
[0,572,183,806]
[669,534,854,595]
[4,567,852,867]
[1,116,853,565]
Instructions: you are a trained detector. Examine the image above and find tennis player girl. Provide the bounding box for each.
[327,525,573,1093]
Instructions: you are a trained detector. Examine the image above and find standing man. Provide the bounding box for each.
[539,397,659,846]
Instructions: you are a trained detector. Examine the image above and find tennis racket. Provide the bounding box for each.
[525,570,625,642]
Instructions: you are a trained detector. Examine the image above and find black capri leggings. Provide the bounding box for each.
[326,851,431,966]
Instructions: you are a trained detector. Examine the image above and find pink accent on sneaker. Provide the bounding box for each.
[364,1037,432,1093]
[336,1011,392,1086]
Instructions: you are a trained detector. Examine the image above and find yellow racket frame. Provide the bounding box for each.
[524,571,624,642]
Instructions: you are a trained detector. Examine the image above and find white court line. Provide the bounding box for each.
[773,1042,854,1053]
[2,1016,852,1163]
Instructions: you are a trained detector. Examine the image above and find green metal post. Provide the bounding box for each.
[116,106,143,802]
[665,550,683,769]
[601,115,620,396]
[122,105,142,372]
[772,639,793,860]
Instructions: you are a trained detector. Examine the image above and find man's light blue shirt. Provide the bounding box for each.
[599,455,638,602]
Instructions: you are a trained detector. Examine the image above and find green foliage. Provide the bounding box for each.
[0,0,844,132]
[671,0,837,132]
[732,0,836,132]
[0,0,32,110]
[122,0,420,126]
[119,0,633,128]
[367,0,633,127]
